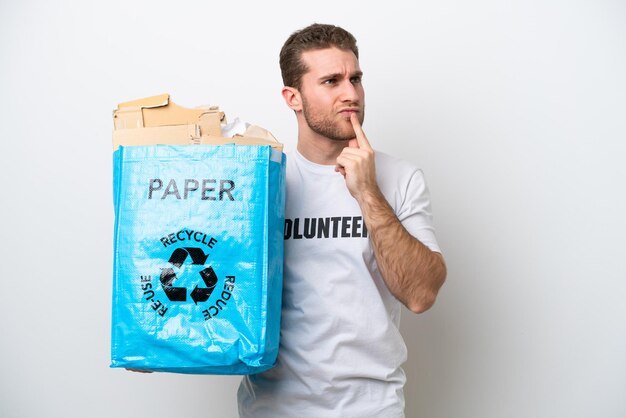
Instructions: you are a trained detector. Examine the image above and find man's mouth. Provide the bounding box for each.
[338,108,359,117]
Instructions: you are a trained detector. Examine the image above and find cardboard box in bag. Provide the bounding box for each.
[112,93,283,150]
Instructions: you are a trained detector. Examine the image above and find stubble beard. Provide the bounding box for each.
[301,96,365,142]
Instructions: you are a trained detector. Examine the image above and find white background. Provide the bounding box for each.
[1,1,625,417]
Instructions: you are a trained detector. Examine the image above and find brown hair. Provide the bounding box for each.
[279,23,359,89]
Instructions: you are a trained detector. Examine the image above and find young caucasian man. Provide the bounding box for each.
[237,23,446,418]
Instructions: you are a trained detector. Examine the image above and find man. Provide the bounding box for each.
[238,23,446,418]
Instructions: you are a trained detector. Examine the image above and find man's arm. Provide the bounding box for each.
[335,114,447,313]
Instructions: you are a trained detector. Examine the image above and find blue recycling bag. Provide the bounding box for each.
[110,144,285,374]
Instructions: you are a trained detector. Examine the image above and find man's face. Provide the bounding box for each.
[298,47,365,141]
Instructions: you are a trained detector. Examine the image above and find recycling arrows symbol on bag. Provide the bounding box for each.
[160,247,217,304]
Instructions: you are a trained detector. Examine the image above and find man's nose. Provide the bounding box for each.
[339,80,360,102]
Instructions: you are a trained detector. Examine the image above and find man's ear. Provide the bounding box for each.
[282,86,302,112]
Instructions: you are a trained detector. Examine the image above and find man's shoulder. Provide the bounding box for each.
[374,150,422,176]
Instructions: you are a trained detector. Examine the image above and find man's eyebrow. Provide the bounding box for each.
[318,71,364,81]
[318,73,342,81]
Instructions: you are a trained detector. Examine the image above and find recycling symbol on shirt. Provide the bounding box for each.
[160,247,217,304]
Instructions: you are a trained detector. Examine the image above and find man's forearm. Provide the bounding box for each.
[357,188,447,314]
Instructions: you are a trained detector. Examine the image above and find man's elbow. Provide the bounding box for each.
[407,288,440,314]
[408,257,447,314]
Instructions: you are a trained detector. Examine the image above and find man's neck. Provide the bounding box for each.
[296,126,349,166]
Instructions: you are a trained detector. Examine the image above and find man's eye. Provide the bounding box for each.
[323,79,337,85]
[350,77,362,84]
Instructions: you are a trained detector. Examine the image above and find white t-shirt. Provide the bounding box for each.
[238,150,440,418]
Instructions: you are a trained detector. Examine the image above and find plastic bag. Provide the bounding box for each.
[110,144,285,374]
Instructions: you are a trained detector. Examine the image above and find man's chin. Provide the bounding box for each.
[328,136,352,142]
[330,131,358,141]
[306,119,357,141]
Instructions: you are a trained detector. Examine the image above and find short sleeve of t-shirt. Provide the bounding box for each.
[398,169,440,253]
[376,154,441,254]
